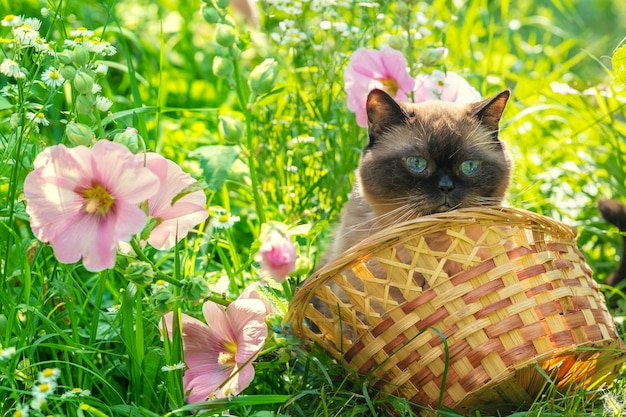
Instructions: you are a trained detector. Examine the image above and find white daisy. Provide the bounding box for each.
[32,381,57,400]
[161,362,185,372]
[95,64,109,75]
[95,96,113,112]
[13,404,29,417]
[41,67,65,88]
[26,111,50,126]
[13,25,39,46]
[210,207,240,229]
[38,367,61,384]
[0,59,25,79]
[23,17,42,30]
[32,38,50,53]
[0,346,16,361]
[61,387,91,398]
[1,14,23,27]
[69,26,94,38]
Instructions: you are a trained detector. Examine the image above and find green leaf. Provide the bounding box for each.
[190,145,240,192]
[0,95,12,111]
[612,45,626,85]
[142,347,165,401]
[171,180,208,205]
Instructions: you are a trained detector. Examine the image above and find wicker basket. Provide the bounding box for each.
[286,207,626,415]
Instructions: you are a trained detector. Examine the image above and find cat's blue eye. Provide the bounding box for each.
[404,156,427,174]
[460,160,481,175]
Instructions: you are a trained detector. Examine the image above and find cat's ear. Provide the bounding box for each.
[366,89,408,145]
[469,89,510,138]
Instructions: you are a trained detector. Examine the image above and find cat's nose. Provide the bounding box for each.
[438,175,455,193]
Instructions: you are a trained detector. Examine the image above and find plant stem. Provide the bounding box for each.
[231,48,266,225]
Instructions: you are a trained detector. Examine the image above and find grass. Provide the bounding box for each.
[1,0,626,416]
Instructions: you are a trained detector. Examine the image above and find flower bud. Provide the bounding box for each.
[419,46,448,67]
[201,4,220,24]
[113,127,140,153]
[215,0,230,8]
[73,71,94,94]
[57,51,73,65]
[72,45,90,67]
[215,24,236,48]
[255,228,296,283]
[124,261,155,286]
[248,58,278,95]
[396,1,409,17]
[60,65,77,81]
[151,287,176,314]
[181,277,209,302]
[293,256,313,276]
[76,94,94,114]
[387,35,404,50]
[212,56,234,78]
[218,115,244,142]
[65,122,94,146]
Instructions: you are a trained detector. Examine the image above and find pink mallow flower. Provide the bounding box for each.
[344,47,416,127]
[24,141,160,272]
[141,153,208,250]
[255,228,296,283]
[413,70,482,103]
[163,296,268,402]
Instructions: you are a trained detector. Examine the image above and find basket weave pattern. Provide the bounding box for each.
[286,207,626,413]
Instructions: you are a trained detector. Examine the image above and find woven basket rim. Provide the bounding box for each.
[286,206,577,333]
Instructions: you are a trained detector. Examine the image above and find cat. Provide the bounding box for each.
[305,88,513,343]
[322,88,513,263]
[598,199,626,287]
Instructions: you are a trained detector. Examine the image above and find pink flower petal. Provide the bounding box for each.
[239,283,274,315]
[23,141,160,271]
[93,141,159,204]
[184,360,231,402]
[140,153,208,250]
[162,299,268,404]
[226,299,268,363]
[203,301,237,345]
[255,229,296,282]
[216,363,255,398]
[414,71,481,104]
[344,47,415,127]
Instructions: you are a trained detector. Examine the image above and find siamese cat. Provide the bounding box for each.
[323,88,512,263]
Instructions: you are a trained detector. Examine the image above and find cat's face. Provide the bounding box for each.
[358,89,512,220]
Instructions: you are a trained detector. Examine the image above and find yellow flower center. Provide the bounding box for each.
[83,184,115,216]
[155,279,166,287]
[218,214,229,223]
[14,410,23,417]
[50,71,60,80]
[5,14,15,20]
[378,77,399,97]
[217,342,237,365]
[39,383,50,393]
[42,368,55,378]
[217,351,235,365]
[437,80,445,87]
[77,26,88,31]
[36,112,45,119]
